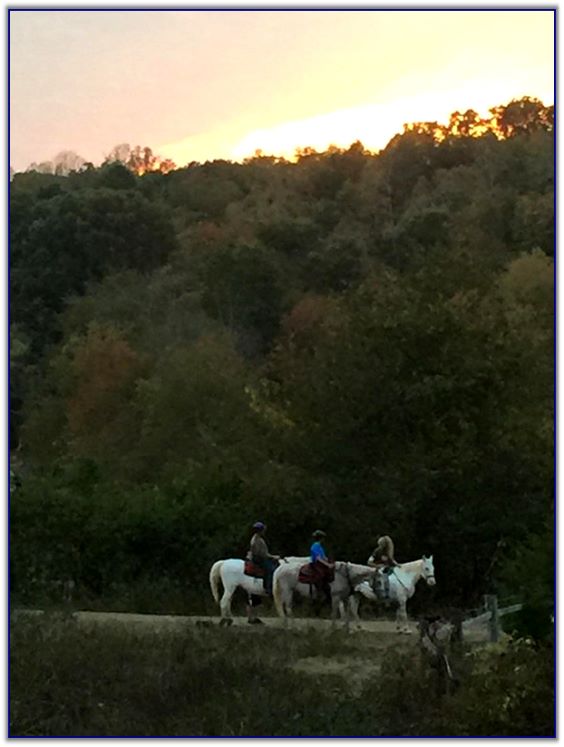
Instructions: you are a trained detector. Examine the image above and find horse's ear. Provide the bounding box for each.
[422,554,427,561]
[429,555,433,562]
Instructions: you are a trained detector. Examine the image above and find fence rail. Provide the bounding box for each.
[461,595,525,642]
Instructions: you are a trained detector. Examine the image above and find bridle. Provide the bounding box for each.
[423,564,436,585]
[393,561,435,590]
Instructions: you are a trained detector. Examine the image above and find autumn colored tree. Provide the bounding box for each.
[104,143,176,175]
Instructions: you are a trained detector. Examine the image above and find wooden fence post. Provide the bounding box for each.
[484,594,499,642]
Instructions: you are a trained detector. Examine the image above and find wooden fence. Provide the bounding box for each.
[461,595,525,642]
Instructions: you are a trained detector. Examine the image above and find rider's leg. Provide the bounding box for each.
[264,559,276,595]
[323,580,332,606]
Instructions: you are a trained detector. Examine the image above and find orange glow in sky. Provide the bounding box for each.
[9,9,554,171]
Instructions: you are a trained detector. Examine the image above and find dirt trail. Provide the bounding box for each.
[14,608,417,634]
[13,608,490,642]
[13,608,489,693]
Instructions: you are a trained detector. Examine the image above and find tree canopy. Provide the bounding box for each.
[10,97,554,615]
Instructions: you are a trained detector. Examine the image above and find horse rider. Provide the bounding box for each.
[367,535,399,571]
[247,521,280,595]
[310,529,334,604]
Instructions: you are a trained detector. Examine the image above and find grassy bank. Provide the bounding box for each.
[10,613,554,737]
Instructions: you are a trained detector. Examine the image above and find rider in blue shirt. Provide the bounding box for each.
[310,530,333,604]
[311,536,328,564]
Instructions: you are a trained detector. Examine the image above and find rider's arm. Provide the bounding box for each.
[367,550,378,567]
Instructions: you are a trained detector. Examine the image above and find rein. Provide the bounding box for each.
[392,568,410,592]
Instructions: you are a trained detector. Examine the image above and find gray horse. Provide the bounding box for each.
[272,560,376,630]
[347,556,436,633]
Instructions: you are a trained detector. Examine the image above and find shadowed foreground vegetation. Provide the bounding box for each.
[10,614,554,737]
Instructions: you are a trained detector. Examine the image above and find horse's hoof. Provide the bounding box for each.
[219,618,233,627]
[248,618,264,625]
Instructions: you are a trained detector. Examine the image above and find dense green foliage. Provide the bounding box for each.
[10,97,554,616]
[10,615,554,736]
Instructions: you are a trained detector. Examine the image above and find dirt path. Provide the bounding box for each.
[13,607,489,696]
[14,608,418,634]
[13,608,490,642]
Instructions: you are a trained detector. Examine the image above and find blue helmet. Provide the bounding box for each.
[253,521,266,531]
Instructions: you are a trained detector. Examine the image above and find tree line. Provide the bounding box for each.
[10,96,554,623]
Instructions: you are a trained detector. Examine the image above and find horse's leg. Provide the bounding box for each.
[398,599,411,634]
[349,593,362,630]
[246,596,254,622]
[284,591,294,628]
[247,594,264,624]
[219,586,235,623]
[342,596,351,633]
[331,596,340,630]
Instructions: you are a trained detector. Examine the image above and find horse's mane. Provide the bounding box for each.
[397,558,425,572]
[336,561,373,573]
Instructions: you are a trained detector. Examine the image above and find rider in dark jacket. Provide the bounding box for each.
[247,522,279,594]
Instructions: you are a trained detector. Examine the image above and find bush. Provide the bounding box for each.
[372,636,554,736]
[10,465,249,611]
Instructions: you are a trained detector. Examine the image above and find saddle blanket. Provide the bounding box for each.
[298,562,335,586]
[244,559,265,578]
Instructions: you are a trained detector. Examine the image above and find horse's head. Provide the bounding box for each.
[421,555,436,586]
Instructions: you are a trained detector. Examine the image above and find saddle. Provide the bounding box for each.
[244,559,265,578]
[298,562,335,586]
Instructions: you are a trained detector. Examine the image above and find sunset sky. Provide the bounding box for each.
[9,9,555,172]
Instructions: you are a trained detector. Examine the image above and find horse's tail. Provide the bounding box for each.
[272,568,286,617]
[209,561,223,605]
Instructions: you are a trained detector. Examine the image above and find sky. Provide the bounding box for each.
[9,9,555,172]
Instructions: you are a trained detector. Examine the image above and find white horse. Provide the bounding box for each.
[273,561,376,630]
[209,557,309,624]
[347,556,436,634]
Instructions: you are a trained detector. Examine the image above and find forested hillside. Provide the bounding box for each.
[10,97,554,614]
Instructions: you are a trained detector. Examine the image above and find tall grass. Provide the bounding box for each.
[10,613,554,737]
